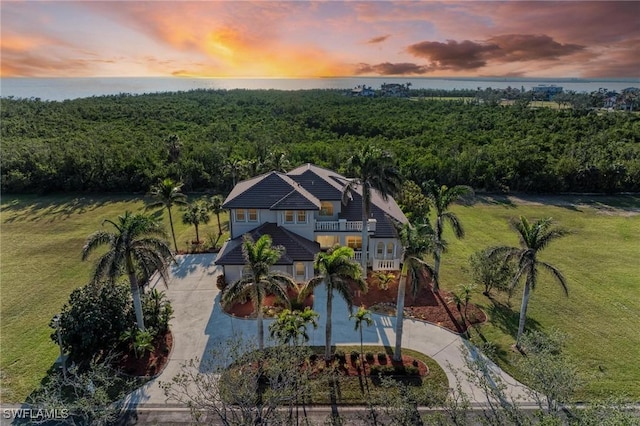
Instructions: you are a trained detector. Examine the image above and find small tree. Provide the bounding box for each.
[469,249,516,298]
[161,338,315,425]
[28,355,128,425]
[448,283,476,334]
[269,307,319,347]
[350,307,373,370]
[54,281,133,363]
[182,200,210,244]
[146,178,187,253]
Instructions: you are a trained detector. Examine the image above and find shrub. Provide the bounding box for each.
[350,351,360,362]
[377,352,387,363]
[369,364,419,377]
[334,349,346,363]
[142,288,173,336]
[365,352,375,362]
[216,274,227,291]
[53,281,133,363]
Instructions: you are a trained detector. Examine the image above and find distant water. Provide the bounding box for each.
[1,77,638,102]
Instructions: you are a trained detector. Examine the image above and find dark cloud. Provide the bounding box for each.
[355,62,429,75]
[407,40,499,70]
[367,35,390,44]
[407,35,585,71]
[486,34,584,62]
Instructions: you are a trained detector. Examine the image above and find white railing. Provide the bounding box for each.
[372,259,400,271]
[314,219,376,232]
[352,251,363,261]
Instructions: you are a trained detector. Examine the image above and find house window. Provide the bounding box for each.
[284,210,294,223]
[297,210,307,223]
[235,209,246,222]
[248,209,258,222]
[376,242,384,259]
[347,236,362,250]
[386,242,395,258]
[295,262,306,279]
[319,201,334,216]
[316,235,339,250]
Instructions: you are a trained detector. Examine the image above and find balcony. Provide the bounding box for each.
[315,218,376,232]
[350,252,400,271]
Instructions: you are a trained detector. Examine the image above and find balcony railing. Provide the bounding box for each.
[315,219,376,232]
[372,258,400,271]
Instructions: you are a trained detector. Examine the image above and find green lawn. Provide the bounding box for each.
[0,193,226,402]
[1,193,638,403]
[436,195,640,401]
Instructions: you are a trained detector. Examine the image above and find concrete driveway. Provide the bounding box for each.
[124,253,532,409]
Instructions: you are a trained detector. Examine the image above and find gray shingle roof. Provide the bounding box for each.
[215,223,320,266]
[223,172,320,210]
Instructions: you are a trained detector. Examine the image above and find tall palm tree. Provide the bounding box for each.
[82,211,174,331]
[146,178,187,253]
[208,195,225,237]
[221,235,296,350]
[394,222,437,361]
[490,216,569,348]
[182,200,210,243]
[342,145,401,271]
[422,181,472,291]
[299,246,366,361]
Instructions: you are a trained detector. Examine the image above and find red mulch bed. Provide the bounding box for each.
[354,270,486,334]
[225,286,314,318]
[322,353,429,378]
[222,270,486,334]
[117,330,173,377]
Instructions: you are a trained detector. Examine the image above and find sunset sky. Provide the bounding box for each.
[1,1,638,78]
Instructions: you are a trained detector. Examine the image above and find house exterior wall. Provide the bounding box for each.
[276,210,315,240]
[222,261,314,285]
[230,208,277,239]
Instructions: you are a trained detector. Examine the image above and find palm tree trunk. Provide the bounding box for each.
[325,283,333,361]
[257,304,265,350]
[216,212,222,236]
[168,207,178,253]
[195,224,200,243]
[393,265,408,361]
[516,281,531,348]
[361,195,368,272]
[127,254,146,331]
[433,217,443,292]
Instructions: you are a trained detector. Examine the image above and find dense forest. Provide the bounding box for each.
[1,89,639,194]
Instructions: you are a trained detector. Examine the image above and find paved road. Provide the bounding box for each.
[123,253,532,410]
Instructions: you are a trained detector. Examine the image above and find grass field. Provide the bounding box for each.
[0,193,226,402]
[1,193,638,403]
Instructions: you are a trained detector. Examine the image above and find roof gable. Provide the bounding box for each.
[223,172,320,210]
[215,223,320,266]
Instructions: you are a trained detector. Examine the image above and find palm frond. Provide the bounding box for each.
[540,261,569,296]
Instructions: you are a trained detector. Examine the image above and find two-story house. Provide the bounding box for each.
[215,164,408,283]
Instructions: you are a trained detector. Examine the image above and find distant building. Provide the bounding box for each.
[380,83,409,97]
[350,85,375,97]
[532,85,563,100]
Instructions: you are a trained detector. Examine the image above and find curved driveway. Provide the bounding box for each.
[125,253,532,408]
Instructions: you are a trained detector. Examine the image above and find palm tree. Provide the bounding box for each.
[269,307,319,347]
[146,178,187,253]
[299,246,366,361]
[490,217,569,348]
[342,145,401,271]
[165,134,182,163]
[182,200,210,244]
[82,211,174,331]
[221,235,296,350]
[208,195,225,237]
[350,306,373,368]
[422,181,472,291]
[222,157,246,188]
[394,222,436,361]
